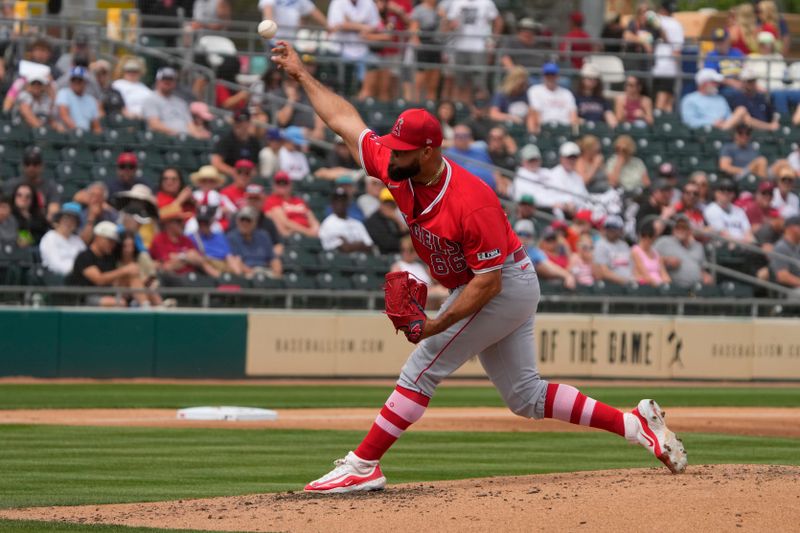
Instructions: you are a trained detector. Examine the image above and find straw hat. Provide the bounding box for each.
[190,165,225,188]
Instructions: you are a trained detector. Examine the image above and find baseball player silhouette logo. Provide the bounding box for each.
[392,118,404,137]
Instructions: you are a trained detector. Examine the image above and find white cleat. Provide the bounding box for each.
[624,399,688,474]
[304,451,386,494]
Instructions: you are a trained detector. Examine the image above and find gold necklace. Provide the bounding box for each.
[423,161,445,187]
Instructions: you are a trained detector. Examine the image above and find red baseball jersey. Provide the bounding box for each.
[359,129,521,289]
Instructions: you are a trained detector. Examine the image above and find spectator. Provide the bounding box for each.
[111,57,152,118]
[325,176,365,221]
[55,66,101,133]
[749,30,782,63]
[568,233,598,286]
[10,183,48,246]
[674,180,707,231]
[369,0,413,102]
[66,221,145,307]
[150,211,221,278]
[214,55,249,112]
[559,11,593,69]
[278,126,311,181]
[77,182,118,244]
[657,162,682,205]
[594,215,634,285]
[315,135,359,180]
[137,0,193,49]
[573,63,617,127]
[106,152,147,196]
[365,187,407,254]
[0,194,17,245]
[326,0,380,98]
[500,17,547,71]
[489,67,530,125]
[526,63,578,133]
[39,202,86,277]
[463,91,494,142]
[226,206,282,278]
[391,235,450,304]
[409,0,443,102]
[652,1,684,112]
[219,160,256,210]
[691,170,712,207]
[187,165,236,234]
[744,181,781,235]
[259,128,284,179]
[772,168,800,219]
[636,178,676,233]
[54,52,102,99]
[719,124,768,179]
[272,69,324,136]
[704,179,753,243]
[622,2,660,73]
[113,185,160,251]
[188,205,245,275]
[436,101,456,147]
[2,37,54,113]
[444,124,497,191]
[445,0,500,103]
[210,110,260,179]
[614,76,653,127]
[546,141,589,214]
[259,0,327,40]
[703,28,745,94]
[2,146,61,221]
[188,101,213,139]
[143,67,206,138]
[319,187,374,252]
[90,59,125,117]
[726,66,778,131]
[606,135,650,192]
[15,71,56,129]
[513,194,539,228]
[358,178,384,219]
[192,0,229,31]
[514,219,576,289]
[239,184,284,253]
[681,68,747,130]
[770,216,800,290]
[263,171,320,238]
[539,225,569,268]
[757,0,789,54]
[654,214,710,288]
[486,126,517,173]
[511,145,547,203]
[631,220,670,286]
[575,135,606,190]
[729,3,758,55]
[156,167,194,219]
[600,12,624,54]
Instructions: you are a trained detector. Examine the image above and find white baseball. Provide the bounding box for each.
[258,19,278,39]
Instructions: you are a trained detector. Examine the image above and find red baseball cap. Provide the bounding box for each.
[117,152,138,166]
[234,159,255,169]
[379,108,443,151]
[273,171,290,183]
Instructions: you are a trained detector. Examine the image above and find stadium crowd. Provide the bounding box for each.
[1,0,800,307]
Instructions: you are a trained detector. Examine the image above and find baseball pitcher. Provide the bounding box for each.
[270,42,688,494]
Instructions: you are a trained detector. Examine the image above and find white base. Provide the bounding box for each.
[176,406,278,421]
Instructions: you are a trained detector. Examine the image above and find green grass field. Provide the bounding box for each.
[0,382,797,532]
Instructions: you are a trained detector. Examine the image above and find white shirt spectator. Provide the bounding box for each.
[279,146,311,181]
[319,213,374,251]
[111,78,153,117]
[184,190,236,235]
[327,0,380,60]
[39,229,86,276]
[512,166,552,204]
[259,146,280,179]
[193,0,220,24]
[787,150,800,174]
[446,0,499,52]
[548,164,589,207]
[393,259,432,285]
[258,0,315,38]
[527,84,577,125]
[703,202,751,240]
[652,14,684,78]
[772,189,800,219]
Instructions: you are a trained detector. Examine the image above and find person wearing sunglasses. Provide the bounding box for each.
[771,165,800,219]
[106,152,147,197]
[2,145,61,222]
[703,179,754,244]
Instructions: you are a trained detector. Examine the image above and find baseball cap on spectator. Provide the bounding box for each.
[379,188,395,203]
[757,181,775,194]
[91,59,111,74]
[93,221,119,242]
[711,28,728,42]
[653,178,673,191]
[580,63,601,79]
[23,146,43,165]
[757,31,775,45]
[520,144,541,161]
[266,127,283,141]
[695,68,723,86]
[234,110,251,123]
[190,101,214,121]
[518,18,538,31]
[739,65,758,81]
[27,70,49,84]
[282,125,308,147]
[117,152,138,166]
[541,226,558,240]
[245,184,265,196]
[378,108,443,151]
[513,219,535,237]
[604,215,624,229]
[196,204,216,222]
[519,194,535,205]
[123,59,142,72]
[715,178,737,192]
[335,175,355,185]
[332,187,348,199]
[785,216,800,227]
[273,171,291,184]
[559,141,580,158]
[69,66,88,80]
[54,202,83,223]
[234,159,255,170]
[575,209,594,224]
[569,12,584,25]
[658,162,677,178]
[156,67,177,80]
[542,62,559,76]
[236,206,259,221]
[673,214,691,227]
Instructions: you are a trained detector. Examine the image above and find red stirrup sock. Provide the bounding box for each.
[543,383,625,437]
[354,385,430,461]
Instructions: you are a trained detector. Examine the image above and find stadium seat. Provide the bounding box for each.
[318,250,353,270]
[283,272,316,289]
[316,272,351,290]
[251,275,284,289]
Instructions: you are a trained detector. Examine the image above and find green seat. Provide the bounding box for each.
[283,271,316,289]
[316,272,351,290]
[318,250,354,270]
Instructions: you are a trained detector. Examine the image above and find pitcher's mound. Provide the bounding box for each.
[1,464,797,532]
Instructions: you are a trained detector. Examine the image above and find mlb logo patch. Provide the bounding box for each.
[477,249,501,261]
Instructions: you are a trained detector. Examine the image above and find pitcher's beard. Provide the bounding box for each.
[388,160,421,182]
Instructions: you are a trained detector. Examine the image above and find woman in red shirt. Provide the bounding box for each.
[156,167,194,219]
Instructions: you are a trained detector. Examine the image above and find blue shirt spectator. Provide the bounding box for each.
[703,48,745,78]
[190,228,232,260]
[55,67,101,132]
[444,124,496,190]
[227,227,275,267]
[680,69,732,129]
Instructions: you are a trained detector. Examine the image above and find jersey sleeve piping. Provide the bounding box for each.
[357,128,371,173]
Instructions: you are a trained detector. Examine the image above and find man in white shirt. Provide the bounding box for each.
[327,0,380,61]
[703,179,753,243]
[260,0,328,40]
[772,170,800,219]
[111,59,152,118]
[652,2,685,112]
[319,188,375,252]
[446,0,501,102]
[278,126,311,181]
[512,143,551,203]
[546,142,589,215]
[40,202,87,276]
[526,63,578,133]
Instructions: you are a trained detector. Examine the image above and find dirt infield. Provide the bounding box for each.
[1,407,799,437]
[2,464,798,532]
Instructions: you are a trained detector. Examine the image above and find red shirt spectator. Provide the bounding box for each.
[742,182,780,228]
[150,215,199,274]
[263,171,320,237]
[560,12,593,69]
[221,159,256,209]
